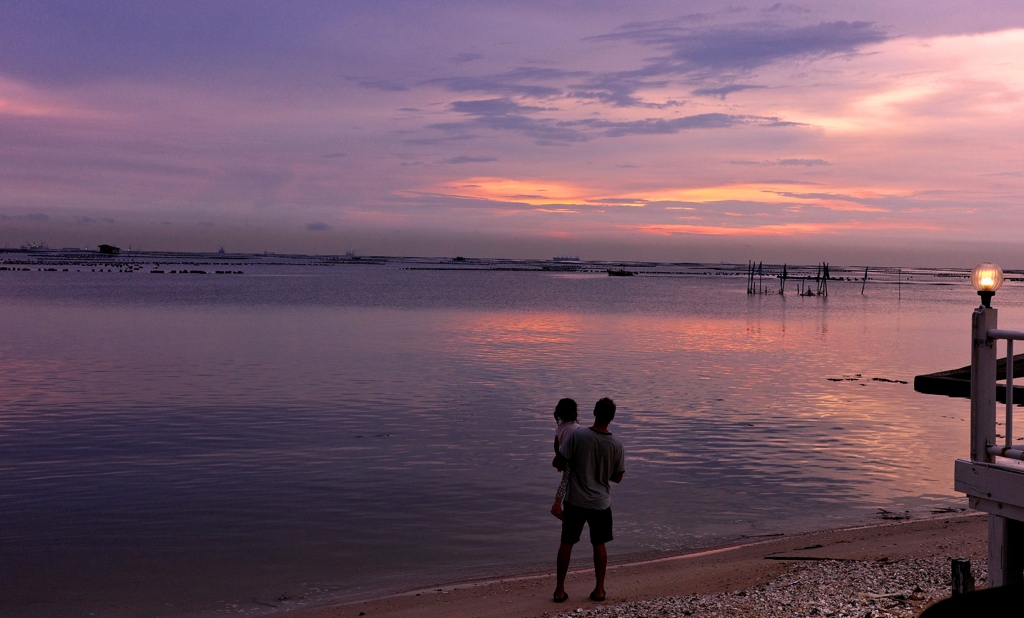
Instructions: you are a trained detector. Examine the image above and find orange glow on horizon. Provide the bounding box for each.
[0,96,67,117]
[436,177,594,206]
[0,76,101,118]
[428,178,907,213]
[647,185,892,213]
[631,220,944,237]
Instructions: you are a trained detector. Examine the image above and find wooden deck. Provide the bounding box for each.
[955,459,1024,522]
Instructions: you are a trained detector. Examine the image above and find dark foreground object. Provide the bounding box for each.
[950,558,974,595]
[920,584,1024,617]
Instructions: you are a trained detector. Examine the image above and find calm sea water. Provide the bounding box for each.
[1,255,1018,616]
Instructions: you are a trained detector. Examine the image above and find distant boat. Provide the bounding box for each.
[552,256,580,262]
[607,268,635,277]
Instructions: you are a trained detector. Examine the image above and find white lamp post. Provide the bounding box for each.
[961,261,1024,589]
[972,262,1004,308]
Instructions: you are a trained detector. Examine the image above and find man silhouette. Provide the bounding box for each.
[552,397,625,603]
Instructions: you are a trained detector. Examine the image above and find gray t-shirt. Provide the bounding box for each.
[559,427,625,510]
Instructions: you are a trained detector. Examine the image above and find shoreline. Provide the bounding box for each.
[281,512,988,618]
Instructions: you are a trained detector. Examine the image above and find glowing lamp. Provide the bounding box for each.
[972,262,1004,308]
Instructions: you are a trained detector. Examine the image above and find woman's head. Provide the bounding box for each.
[554,398,578,423]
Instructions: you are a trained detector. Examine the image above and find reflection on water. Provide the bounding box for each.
[0,264,1014,616]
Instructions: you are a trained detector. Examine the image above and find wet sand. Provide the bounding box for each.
[285,513,987,618]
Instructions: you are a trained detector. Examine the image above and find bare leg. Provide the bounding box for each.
[592,543,607,599]
[552,470,569,520]
[555,542,573,599]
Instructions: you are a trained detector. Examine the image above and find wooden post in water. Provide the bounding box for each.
[779,264,787,295]
[861,267,868,295]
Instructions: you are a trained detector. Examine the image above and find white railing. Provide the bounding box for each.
[961,307,1024,589]
[983,328,1024,461]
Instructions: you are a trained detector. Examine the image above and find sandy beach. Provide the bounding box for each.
[282,512,988,618]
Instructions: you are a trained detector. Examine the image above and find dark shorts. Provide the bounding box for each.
[560,503,613,546]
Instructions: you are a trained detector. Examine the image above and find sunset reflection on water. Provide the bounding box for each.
[0,264,1015,616]
[438,287,975,517]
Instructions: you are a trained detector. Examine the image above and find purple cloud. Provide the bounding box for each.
[0,213,49,221]
[572,20,890,107]
[692,84,766,99]
[731,159,831,167]
[426,67,585,98]
[451,52,482,63]
[0,2,335,85]
[778,158,831,166]
[595,20,890,73]
[354,79,409,92]
[430,98,588,144]
[571,113,802,137]
[444,156,498,164]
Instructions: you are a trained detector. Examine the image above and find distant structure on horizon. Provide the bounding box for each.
[552,256,580,262]
[98,244,121,255]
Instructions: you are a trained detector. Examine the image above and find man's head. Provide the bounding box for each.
[593,397,616,424]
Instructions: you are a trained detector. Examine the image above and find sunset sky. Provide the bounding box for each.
[2,1,1024,265]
